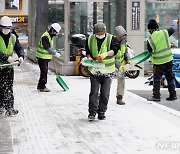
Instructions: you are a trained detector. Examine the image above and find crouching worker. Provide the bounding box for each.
[0,16,24,116]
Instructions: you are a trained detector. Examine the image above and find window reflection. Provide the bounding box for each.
[69,2,116,61]
[145,2,180,48]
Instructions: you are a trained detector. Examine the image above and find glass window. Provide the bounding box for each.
[69,2,116,61]
[48,2,64,57]
[47,1,116,62]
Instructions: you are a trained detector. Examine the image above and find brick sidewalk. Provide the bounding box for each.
[1,59,180,154]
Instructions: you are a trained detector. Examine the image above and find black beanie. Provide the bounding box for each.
[147,19,159,30]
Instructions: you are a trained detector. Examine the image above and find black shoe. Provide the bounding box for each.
[88,112,96,121]
[38,87,50,92]
[147,97,160,102]
[166,96,177,101]
[98,112,106,120]
[5,108,18,116]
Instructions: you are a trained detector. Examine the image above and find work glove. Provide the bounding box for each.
[119,65,125,72]
[57,49,62,54]
[125,61,130,65]
[87,57,93,61]
[7,56,14,63]
[18,57,24,66]
[97,52,108,62]
[173,19,178,24]
[82,57,87,62]
[55,52,61,58]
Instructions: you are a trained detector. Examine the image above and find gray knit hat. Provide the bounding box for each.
[94,23,106,33]
[114,26,127,38]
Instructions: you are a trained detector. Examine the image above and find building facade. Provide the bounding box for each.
[27,0,180,76]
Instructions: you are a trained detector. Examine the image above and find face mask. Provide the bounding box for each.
[96,34,105,39]
[2,28,10,35]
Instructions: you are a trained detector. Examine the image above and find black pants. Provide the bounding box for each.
[89,74,112,114]
[153,61,176,98]
[0,67,14,109]
[37,58,50,89]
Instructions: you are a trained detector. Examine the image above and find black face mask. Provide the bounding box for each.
[51,33,57,37]
[50,28,58,37]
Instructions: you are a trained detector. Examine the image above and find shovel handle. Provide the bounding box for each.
[52,56,58,76]
[0,61,19,68]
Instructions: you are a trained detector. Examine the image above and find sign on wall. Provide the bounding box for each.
[5,0,22,10]
[0,15,28,23]
[132,1,140,30]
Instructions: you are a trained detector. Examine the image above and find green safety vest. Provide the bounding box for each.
[115,41,127,66]
[147,29,172,65]
[0,34,16,65]
[88,33,115,73]
[36,31,54,59]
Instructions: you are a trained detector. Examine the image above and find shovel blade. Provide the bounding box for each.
[56,75,69,91]
[130,50,151,64]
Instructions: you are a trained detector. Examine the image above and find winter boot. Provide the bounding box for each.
[166,96,177,101]
[116,95,125,105]
[5,108,19,116]
[147,96,160,102]
[38,87,50,92]
[88,112,96,121]
[98,112,106,120]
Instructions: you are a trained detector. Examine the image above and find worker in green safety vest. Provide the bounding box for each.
[36,23,61,92]
[0,16,24,116]
[114,25,130,105]
[147,19,178,102]
[85,23,119,121]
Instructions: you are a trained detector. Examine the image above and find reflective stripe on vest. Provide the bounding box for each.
[115,41,127,65]
[36,31,53,59]
[0,34,16,65]
[147,29,172,65]
[88,33,115,73]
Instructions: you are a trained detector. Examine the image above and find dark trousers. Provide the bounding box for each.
[0,67,14,109]
[37,58,50,89]
[89,74,112,114]
[153,61,176,98]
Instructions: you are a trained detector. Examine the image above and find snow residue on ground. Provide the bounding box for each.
[7,60,180,154]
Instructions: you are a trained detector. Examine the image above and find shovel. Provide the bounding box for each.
[52,57,69,91]
[129,50,151,65]
[0,61,19,68]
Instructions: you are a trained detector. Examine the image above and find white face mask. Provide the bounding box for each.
[96,34,105,39]
[2,28,11,35]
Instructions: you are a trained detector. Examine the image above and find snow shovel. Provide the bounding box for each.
[0,61,19,68]
[82,59,105,68]
[82,59,106,74]
[52,57,69,91]
[129,50,151,65]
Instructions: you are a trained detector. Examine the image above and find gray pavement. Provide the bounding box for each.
[1,59,180,154]
[128,89,180,111]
